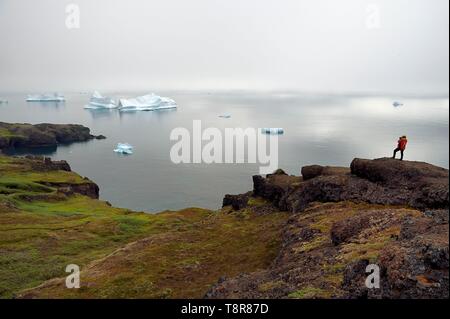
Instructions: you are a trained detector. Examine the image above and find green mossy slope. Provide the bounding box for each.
[0,155,287,298]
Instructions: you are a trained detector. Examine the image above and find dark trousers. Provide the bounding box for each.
[393,148,404,160]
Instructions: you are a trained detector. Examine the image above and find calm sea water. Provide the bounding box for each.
[0,92,448,212]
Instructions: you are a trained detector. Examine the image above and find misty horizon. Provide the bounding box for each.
[0,0,449,95]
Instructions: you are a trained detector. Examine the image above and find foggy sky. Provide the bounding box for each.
[0,0,448,94]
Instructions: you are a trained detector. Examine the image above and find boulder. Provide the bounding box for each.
[301,165,324,180]
[253,173,302,207]
[223,192,251,211]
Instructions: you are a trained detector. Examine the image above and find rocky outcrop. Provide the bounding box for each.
[0,122,104,150]
[252,170,302,208]
[256,158,449,213]
[3,156,100,200]
[28,157,99,199]
[223,192,251,211]
[350,158,449,210]
[25,156,72,172]
[342,213,449,299]
[206,202,449,299]
[207,158,449,299]
[50,179,99,199]
[301,165,350,181]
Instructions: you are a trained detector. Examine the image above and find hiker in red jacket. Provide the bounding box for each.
[393,136,408,160]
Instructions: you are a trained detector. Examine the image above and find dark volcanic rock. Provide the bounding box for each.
[350,158,448,185]
[253,173,302,208]
[301,165,350,181]
[0,122,104,150]
[272,169,287,176]
[254,158,449,213]
[343,215,449,299]
[223,192,251,211]
[301,165,324,181]
[342,259,371,299]
[206,203,449,299]
[350,158,449,210]
[207,158,449,299]
[330,214,371,245]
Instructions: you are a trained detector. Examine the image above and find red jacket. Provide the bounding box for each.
[398,138,408,151]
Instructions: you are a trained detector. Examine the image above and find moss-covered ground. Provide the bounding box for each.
[0,155,288,298]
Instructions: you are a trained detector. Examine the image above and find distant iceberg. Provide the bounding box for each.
[114,143,134,155]
[0,99,7,104]
[393,101,404,107]
[261,128,284,135]
[219,114,231,119]
[84,91,118,109]
[118,93,177,112]
[26,93,65,102]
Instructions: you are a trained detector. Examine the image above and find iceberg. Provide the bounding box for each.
[26,93,65,102]
[393,101,404,107]
[84,91,118,109]
[219,114,231,118]
[114,143,134,155]
[0,99,7,104]
[261,128,284,135]
[118,93,177,112]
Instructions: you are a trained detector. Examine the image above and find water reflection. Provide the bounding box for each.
[26,101,65,108]
[3,145,57,156]
[85,108,118,120]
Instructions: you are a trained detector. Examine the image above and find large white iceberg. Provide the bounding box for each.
[84,91,118,109]
[26,93,65,102]
[261,128,284,135]
[118,93,177,112]
[114,143,134,155]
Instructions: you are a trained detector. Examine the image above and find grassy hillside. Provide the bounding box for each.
[0,155,288,298]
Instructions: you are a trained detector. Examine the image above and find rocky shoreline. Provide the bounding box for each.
[0,122,105,150]
[207,158,449,299]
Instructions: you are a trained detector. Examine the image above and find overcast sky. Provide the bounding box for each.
[0,0,448,94]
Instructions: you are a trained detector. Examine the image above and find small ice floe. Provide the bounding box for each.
[218,114,231,119]
[84,91,118,109]
[393,101,404,107]
[114,143,134,155]
[26,93,65,102]
[261,128,284,135]
[118,93,177,112]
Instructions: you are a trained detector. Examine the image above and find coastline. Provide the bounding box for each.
[0,152,448,299]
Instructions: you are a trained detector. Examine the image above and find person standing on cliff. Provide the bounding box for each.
[393,136,408,160]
